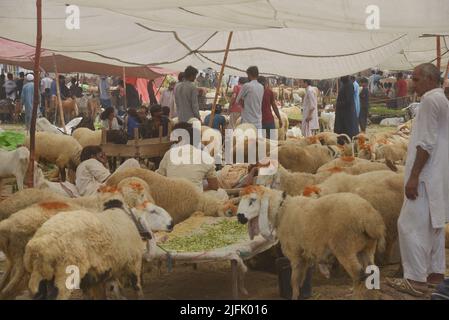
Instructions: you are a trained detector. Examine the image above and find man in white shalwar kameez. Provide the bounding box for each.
[388,63,449,297]
[301,80,319,137]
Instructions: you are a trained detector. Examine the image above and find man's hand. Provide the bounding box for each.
[405,176,419,200]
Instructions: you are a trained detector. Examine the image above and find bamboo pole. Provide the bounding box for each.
[208,32,233,128]
[155,75,167,97]
[27,0,42,188]
[52,54,67,133]
[436,36,441,71]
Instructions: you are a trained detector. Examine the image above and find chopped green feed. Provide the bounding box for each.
[160,219,248,252]
[0,131,25,151]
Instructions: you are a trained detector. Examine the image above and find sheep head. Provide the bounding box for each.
[133,200,173,233]
[237,185,281,241]
[302,185,321,198]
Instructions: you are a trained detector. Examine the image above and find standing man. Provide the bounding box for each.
[387,63,449,297]
[175,65,201,122]
[98,75,112,109]
[351,76,361,120]
[236,66,264,129]
[259,76,283,139]
[21,74,37,131]
[334,76,359,143]
[160,80,176,119]
[359,78,370,133]
[0,74,5,100]
[16,72,25,98]
[396,72,408,109]
[40,73,53,117]
[301,79,319,137]
[228,77,246,129]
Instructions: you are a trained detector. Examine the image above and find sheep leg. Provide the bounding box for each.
[15,172,24,191]
[335,253,366,300]
[0,260,28,300]
[289,256,308,300]
[0,260,12,293]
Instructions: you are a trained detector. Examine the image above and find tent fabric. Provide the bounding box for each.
[1,1,448,78]
[378,35,449,71]
[0,38,174,79]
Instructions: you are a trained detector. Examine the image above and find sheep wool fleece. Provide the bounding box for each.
[398,88,449,283]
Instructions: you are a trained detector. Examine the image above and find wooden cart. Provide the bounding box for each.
[100,127,173,171]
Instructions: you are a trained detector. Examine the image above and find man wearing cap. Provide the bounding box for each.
[21,74,39,131]
[160,81,176,118]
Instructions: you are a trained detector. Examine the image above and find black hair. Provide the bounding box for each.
[238,77,247,85]
[184,66,198,80]
[100,107,115,120]
[304,79,312,86]
[19,72,24,77]
[215,104,223,114]
[178,72,185,82]
[246,66,259,78]
[360,78,369,84]
[397,72,403,79]
[7,73,13,80]
[127,108,139,118]
[150,104,162,116]
[80,145,103,162]
[118,80,124,87]
[162,106,170,116]
[340,76,350,84]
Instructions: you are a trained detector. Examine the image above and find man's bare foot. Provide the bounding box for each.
[427,273,444,285]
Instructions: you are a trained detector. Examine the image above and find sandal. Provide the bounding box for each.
[386,278,427,297]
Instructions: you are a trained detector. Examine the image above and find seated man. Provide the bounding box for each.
[75,145,140,196]
[204,104,226,136]
[140,104,169,138]
[156,122,218,191]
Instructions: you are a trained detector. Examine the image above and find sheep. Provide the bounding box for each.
[36,117,63,135]
[236,185,385,299]
[276,166,331,197]
[320,111,335,132]
[25,132,82,182]
[278,143,333,173]
[71,127,102,147]
[317,156,397,174]
[0,178,170,299]
[106,167,230,224]
[23,197,172,300]
[0,146,30,191]
[303,170,404,265]
[375,142,408,168]
[59,97,79,122]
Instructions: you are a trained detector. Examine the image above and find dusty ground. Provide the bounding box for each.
[1,123,446,300]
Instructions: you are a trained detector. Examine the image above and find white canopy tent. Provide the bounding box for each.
[1,0,448,78]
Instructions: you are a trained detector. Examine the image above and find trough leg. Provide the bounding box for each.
[231,260,239,300]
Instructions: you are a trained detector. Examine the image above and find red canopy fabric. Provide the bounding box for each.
[0,37,176,79]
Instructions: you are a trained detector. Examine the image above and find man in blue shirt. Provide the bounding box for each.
[204,104,226,135]
[21,73,39,131]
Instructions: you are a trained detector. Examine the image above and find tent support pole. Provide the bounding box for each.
[122,67,128,111]
[27,0,42,188]
[443,59,449,88]
[155,75,167,97]
[436,36,441,71]
[53,54,67,133]
[208,31,233,128]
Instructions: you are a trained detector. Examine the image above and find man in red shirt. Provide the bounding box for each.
[396,72,409,109]
[229,77,247,129]
[258,76,283,139]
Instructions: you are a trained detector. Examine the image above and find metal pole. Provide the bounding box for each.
[208,32,233,128]
[27,0,42,188]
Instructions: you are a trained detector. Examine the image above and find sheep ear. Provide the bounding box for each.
[258,195,273,240]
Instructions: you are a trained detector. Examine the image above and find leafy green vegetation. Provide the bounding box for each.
[369,104,406,117]
[160,219,248,252]
[0,131,25,151]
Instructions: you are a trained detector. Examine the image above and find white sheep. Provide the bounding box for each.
[236,185,385,299]
[106,167,232,224]
[302,170,404,265]
[0,178,172,299]
[278,143,333,173]
[0,146,30,191]
[25,132,82,182]
[71,127,102,147]
[320,111,335,132]
[36,117,63,135]
[24,197,172,300]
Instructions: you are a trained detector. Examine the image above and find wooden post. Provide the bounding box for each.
[52,54,67,132]
[122,67,128,111]
[27,0,42,188]
[208,31,233,128]
[436,36,441,71]
[231,259,239,300]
